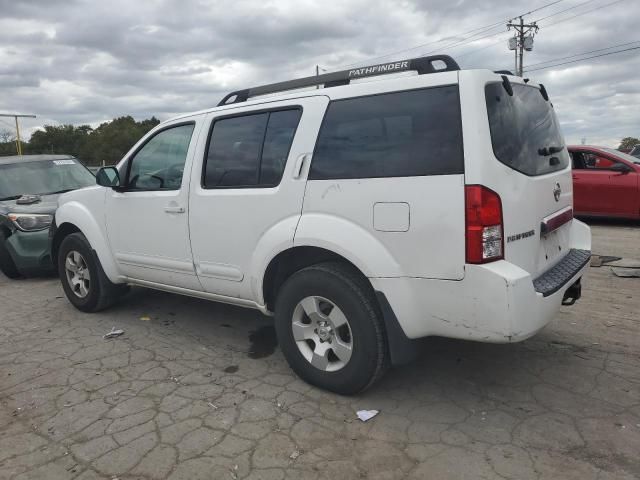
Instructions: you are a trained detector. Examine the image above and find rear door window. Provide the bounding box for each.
[203,109,301,188]
[485,83,569,176]
[310,85,464,180]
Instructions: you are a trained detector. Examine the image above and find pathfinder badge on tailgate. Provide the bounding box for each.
[507,230,535,243]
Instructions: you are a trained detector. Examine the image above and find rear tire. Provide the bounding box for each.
[0,238,21,279]
[58,232,126,312]
[274,261,388,394]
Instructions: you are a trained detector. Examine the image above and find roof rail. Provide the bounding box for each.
[218,54,460,106]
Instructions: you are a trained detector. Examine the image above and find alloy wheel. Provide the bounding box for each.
[64,250,91,298]
[291,296,353,372]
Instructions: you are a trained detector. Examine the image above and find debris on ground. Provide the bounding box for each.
[356,409,379,422]
[611,267,640,278]
[139,315,151,321]
[290,450,301,460]
[608,258,640,269]
[229,464,238,479]
[208,402,218,409]
[103,327,125,339]
[590,255,621,267]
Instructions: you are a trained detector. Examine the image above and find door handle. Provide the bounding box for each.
[293,153,310,179]
[164,206,185,214]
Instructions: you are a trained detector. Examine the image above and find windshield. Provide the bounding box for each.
[601,148,640,164]
[485,82,569,176]
[0,158,95,200]
[629,146,640,159]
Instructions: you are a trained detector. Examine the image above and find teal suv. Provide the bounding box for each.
[0,155,94,278]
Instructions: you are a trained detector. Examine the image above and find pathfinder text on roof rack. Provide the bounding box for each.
[217,54,461,106]
[348,61,409,78]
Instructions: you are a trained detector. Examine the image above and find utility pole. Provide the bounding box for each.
[315,65,320,89]
[0,113,36,156]
[507,16,539,76]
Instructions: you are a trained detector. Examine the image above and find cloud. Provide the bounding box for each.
[0,0,637,147]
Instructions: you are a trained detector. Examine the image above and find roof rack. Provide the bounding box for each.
[218,54,460,106]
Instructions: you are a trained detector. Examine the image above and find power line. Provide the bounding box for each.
[514,0,567,17]
[337,23,504,68]
[539,0,626,28]
[0,118,16,130]
[457,34,512,59]
[533,0,599,22]
[332,0,568,69]
[524,40,640,68]
[524,45,640,71]
[456,0,597,65]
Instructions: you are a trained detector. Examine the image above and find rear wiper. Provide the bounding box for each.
[0,195,22,201]
[538,145,564,156]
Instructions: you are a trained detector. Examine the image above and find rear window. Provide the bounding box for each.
[203,109,301,188]
[485,82,569,176]
[309,85,464,180]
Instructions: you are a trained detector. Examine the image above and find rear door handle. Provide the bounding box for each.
[293,153,310,179]
[164,206,185,214]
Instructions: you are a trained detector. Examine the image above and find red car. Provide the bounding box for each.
[569,145,640,219]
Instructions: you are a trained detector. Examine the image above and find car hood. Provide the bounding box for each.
[0,193,61,216]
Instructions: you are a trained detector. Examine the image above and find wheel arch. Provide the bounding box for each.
[262,245,419,367]
[262,246,365,313]
[53,201,120,282]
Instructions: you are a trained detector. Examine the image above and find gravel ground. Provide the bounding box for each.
[0,220,639,480]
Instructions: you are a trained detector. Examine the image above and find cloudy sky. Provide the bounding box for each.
[0,0,638,147]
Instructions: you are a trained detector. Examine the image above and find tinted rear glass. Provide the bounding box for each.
[309,85,464,180]
[203,109,301,188]
[485,83,569,176]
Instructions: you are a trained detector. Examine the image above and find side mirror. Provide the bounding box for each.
[96,167,121,188]
[610,163,632,174]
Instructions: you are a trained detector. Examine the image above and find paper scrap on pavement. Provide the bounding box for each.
[608,258,640,269]
[103,327,124,339]
[356,409,379,422]
[611,267,640,278]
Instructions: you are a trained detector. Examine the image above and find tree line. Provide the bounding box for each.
[0,116,160,166]
[618,137,639,152]
[1,117,638,164]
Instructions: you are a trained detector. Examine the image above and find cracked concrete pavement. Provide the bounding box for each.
[1,221,639,479]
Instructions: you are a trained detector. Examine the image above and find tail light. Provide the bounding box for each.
[465,185,504,264]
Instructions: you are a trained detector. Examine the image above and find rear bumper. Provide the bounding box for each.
[371,219,591,343]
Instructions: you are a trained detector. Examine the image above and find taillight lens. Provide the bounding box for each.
[465,185,504,264]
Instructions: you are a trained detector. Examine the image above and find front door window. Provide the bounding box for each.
[127,124,195,190]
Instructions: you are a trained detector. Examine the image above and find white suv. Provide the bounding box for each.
[52,55,591,394]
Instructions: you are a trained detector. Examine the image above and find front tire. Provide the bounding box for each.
[58,232,126,312]
[274,262,388,394]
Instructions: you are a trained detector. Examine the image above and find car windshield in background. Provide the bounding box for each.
[0,159,95,200]
[485,83,570,176]
[628,146,640,160]
[602,147,640,164]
